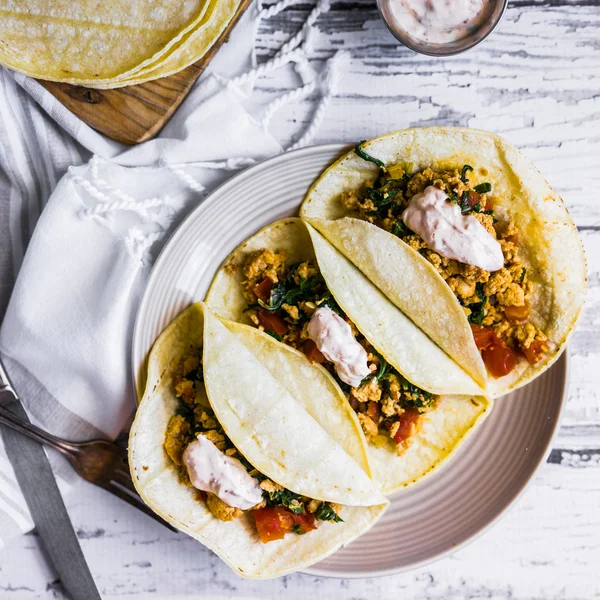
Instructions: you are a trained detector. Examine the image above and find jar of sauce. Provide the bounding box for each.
[377,0,505,55]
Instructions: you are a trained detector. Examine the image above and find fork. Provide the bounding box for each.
[0,364,176,532]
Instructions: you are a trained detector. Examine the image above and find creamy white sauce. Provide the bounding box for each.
[402,185,504,271]
[182,435,263,510]
[389,0,494,44]
[307,306,371,388]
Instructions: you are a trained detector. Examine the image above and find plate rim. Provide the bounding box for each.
[132,143,350,398]
[131,143,571,579]
[304,349,569,579]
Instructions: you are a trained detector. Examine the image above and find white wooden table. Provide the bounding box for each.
[2,1,599,597]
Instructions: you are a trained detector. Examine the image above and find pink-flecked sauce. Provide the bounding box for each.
[389,0,494,44]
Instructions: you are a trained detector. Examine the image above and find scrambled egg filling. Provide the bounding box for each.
[239,251,437,453]
[163,352,341,525]
[345,164,548,359]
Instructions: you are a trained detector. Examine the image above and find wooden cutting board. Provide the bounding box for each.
[38,0,252,146]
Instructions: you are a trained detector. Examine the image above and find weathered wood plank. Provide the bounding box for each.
[2,464,599,598]
[1,2,599,597]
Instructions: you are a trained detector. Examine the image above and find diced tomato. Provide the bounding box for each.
[466,190,482,209]
[481,342,518,378]
[253,278,273,302]
[392,407,420,444]
[258,309,288,336]
[303,339,325,364]
[522,339,548,365]
[470,323,498,350]
[252,506,316,543]
[366,401,381,422]
[253,507,294,543]
[504,301,530,322]
[291,511,317,534]
[348,396,361,412]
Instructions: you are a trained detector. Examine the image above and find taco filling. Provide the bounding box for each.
[341,143,549,379]
[237,249,438,453]
[165,350,343,543]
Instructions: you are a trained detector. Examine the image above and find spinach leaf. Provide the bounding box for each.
[467,283,487,325]
[260,268,321,313]
[175,402,194,421]
[398,376,434,409]
[370,352,390,382]
[461,165,473,183]
[265,488,306,514]
[314,503,344,523]
[354,141,386,169]
[474,182,492,194]
[391,220,411,238]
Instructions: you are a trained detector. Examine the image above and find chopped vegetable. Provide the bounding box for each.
[523,339,547,364]
[253,278,273,302]
[314,503,343,523]
[504,301,530,322]
[366,401,381,422]
[303,339,326,364]
[481,342,518,378]
[471,323,497,349]
[253,507,317,543]
[258,309,288,336]
[460,164,473,183]
[474,182,492,194]
[392,408,420,444]
[354,141,386,169]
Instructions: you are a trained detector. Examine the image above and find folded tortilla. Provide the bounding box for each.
[206,219,492,493]
[0,0,239,88]
[129,302,386,578]
[300,127,587,397]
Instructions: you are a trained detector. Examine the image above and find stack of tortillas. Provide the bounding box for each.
[0,0,241,88]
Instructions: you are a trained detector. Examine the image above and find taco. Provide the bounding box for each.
[129,302,387,579]
[300,127,587,397]
[206,219,491,494]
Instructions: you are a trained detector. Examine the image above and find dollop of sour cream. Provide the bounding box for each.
[389,0,493,44]
[307,306,371,388]
[402,185,504,271]
[182,435,263,510]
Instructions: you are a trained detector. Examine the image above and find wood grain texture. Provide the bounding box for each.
[37,0,252,146]
[2,0,599,597]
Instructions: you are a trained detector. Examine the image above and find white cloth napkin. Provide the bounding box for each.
[0,0,342,548]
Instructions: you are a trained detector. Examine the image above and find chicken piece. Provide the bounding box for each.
[472,212,497,237]
[194,408,218,430]
[447,275,476,300]
[483,268,512,296]
[514,323,538,349]
[181,356,200,376]
[164,415,191,466]
[404,234,426,252]
[174,378,195,406]
[459,263,490,283]
[358,413,379,440]
[282,303,300,320]
[206,493,243,521]
[350,379,382,404]
[381,395,397,417]
[497,282,526,307]
[341,190,361,211]
[200,429,226,451]
[259,479,284,494]
[243,248,288,287]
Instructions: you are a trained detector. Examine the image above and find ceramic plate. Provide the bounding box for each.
[132,144,568,578]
